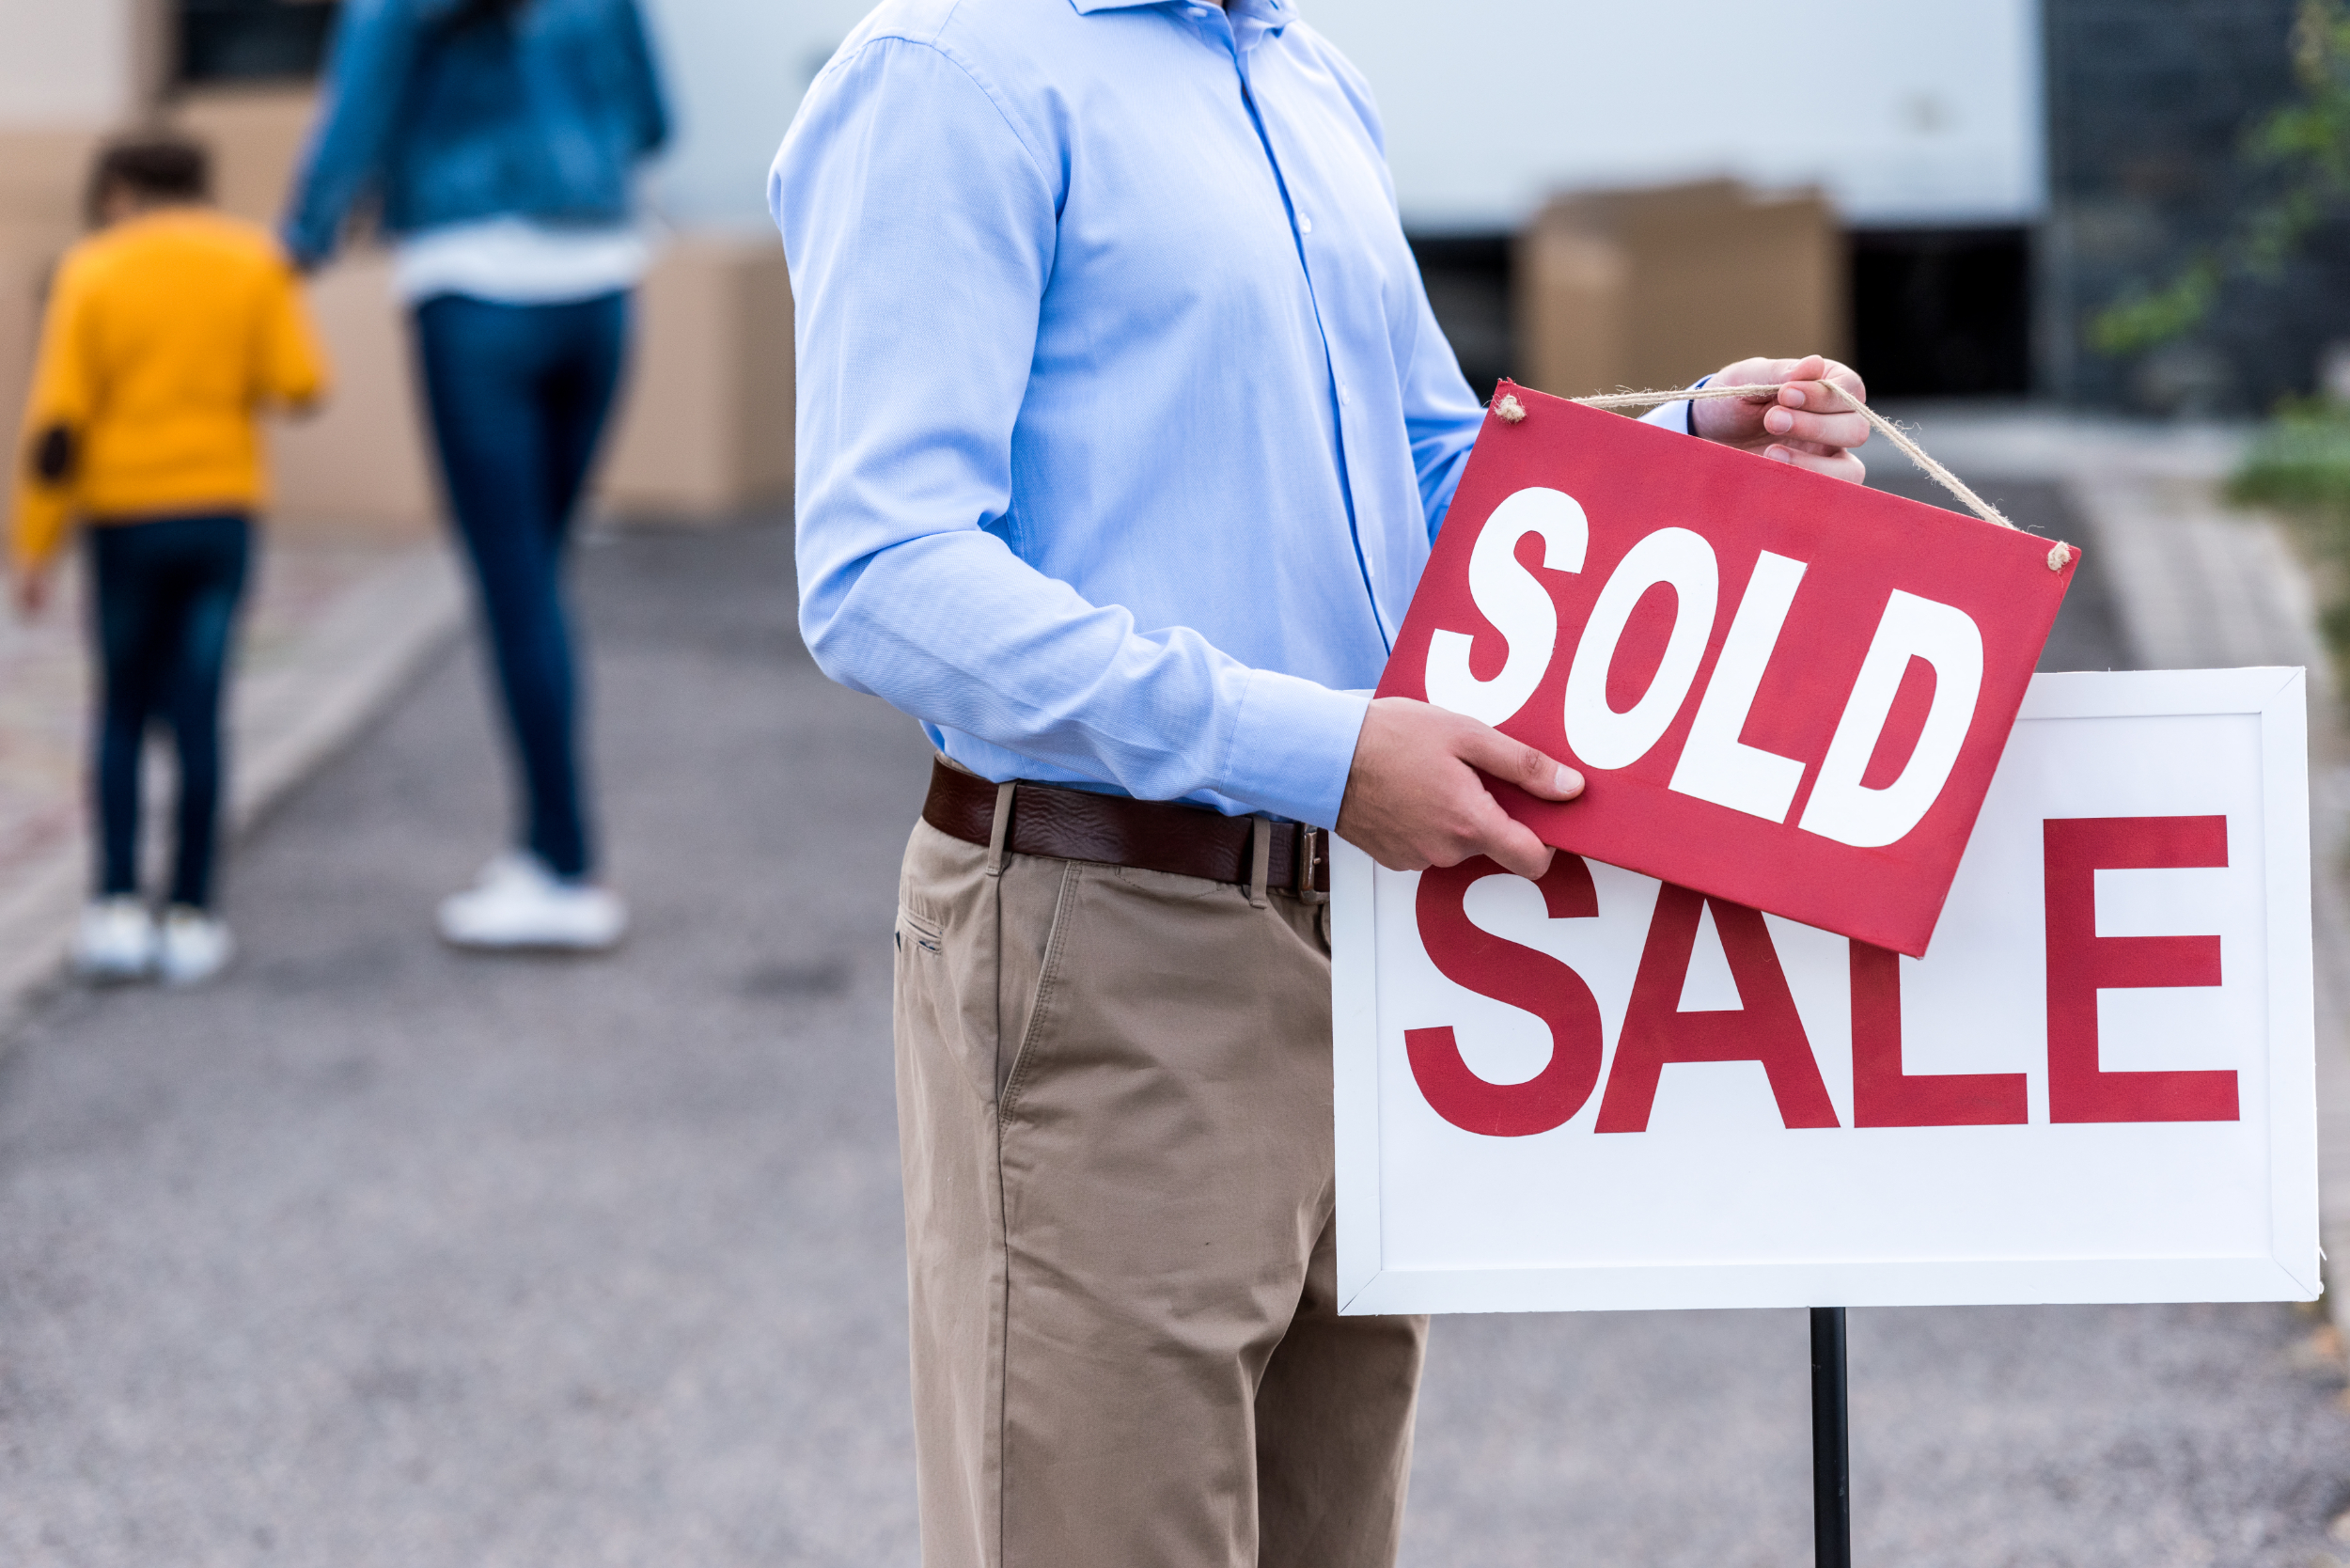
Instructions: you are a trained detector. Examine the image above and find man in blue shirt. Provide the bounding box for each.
[776,1,1869,1561]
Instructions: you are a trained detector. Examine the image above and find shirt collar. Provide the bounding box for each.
[1069,0,1293,27]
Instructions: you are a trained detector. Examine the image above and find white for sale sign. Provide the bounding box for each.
[1333,669,2318,1313]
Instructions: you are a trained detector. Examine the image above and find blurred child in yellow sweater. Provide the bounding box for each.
[8,133,328,984]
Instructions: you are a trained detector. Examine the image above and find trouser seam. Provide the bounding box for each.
[997,857,1082,1122]
[989,833,1009,1568]
[992,855,1078,1568]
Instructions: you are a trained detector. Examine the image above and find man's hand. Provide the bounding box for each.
[1692,353,1870,484]
[1336,697,1582,881]
[11,568,48,620]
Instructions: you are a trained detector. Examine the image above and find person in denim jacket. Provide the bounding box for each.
[284,0,668,950]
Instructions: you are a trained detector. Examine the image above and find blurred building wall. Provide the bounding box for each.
[635,0,874,230]
[1303,0,2046,232]
[0,4,795,536]
[0,0,165,129]
[650,0,2050,235]
[1300,1,2046,405]
[2042,0,2350,413]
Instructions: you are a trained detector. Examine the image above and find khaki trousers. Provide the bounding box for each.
[892,817,1428,1568]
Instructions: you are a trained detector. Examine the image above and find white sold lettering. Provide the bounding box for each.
[1420,493,1987,847]
[1560,527,1717,770]
[1667,551,1809,823]
[1424,488,1587,727]
[1797,590,1984,848]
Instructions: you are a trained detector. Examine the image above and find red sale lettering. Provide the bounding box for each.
[1423,487,1587,727]
[1667,550,1810,823]
[1848,941,2027,1127]
[1404,855,1606,1137]
[1594,885,1840,1133]
[1798,592,1984,848]
[2044,816,2238,1123]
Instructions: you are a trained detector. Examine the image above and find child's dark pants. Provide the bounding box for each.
[86,511,251,911]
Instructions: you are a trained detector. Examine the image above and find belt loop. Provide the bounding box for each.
[986,781,1017,877]
[1247,817,1271,908]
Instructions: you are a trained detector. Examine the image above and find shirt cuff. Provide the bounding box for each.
[1638,399,1692,435]
[1220,669,1372,829]
[1638,372,1708,437]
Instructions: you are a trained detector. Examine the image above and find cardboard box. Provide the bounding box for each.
[1516,180,1847,400]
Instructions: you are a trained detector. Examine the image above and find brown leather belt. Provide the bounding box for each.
[922,759,1330,901]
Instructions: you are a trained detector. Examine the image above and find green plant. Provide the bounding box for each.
[2232,397,2350,510]
[2231,397,2350,666]
[2092,0,2350,355]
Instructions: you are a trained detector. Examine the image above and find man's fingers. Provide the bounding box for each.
[1778,368,1867,411]
[1474,806,1557,882]
[1456,722,1582,802]
[1339,698,1589,880]
[1825,362,1868,407]
[1767,445,1867,483]
[1761,404,1870,450]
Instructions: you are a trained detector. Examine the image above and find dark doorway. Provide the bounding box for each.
[1407,233,1514,404]
[180,0,339,85]
[1849,227,2032,397]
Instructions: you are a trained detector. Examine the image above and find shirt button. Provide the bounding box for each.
[1298,213,1313,234]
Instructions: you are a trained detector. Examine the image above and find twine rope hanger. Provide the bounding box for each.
[1491,384,2076,572]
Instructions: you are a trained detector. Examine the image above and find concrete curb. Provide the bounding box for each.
[0,543,465,1035]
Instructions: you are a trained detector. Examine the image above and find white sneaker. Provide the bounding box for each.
[436,851,627,951]
[157,906,235,985]
[73,896,156,981]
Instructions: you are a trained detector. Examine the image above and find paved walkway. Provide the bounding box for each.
[0,515,2346,1566]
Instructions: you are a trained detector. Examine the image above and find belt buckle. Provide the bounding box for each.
[1294,826,1329,905]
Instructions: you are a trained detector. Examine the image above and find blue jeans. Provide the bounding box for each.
[86,512,252,911]
[414,291,627,880]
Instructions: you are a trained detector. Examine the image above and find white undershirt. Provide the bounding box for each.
[392,217,655,306]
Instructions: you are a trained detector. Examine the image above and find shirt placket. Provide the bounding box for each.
[1196,4,1394,653]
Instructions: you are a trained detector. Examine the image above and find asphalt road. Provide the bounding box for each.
[0,516,2343,1567]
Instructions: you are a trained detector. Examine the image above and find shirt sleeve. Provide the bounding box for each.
[256,256,332,411]
[617,0,671,157]
[1639,397,1695,435]
[9,258,93,572]
[280,0,422,268]
[1402,281,1486,542]
[775,37,1370,827]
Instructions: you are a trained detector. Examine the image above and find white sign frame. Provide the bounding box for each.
[1333,668,2319,1314]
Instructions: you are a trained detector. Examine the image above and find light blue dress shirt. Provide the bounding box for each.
[774,0,1688,828]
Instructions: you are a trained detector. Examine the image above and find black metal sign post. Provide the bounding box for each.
[1810,1307,1852,1568]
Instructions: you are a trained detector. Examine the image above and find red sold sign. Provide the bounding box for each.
[1378,382,2076,956]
